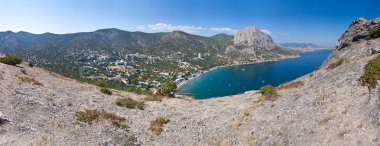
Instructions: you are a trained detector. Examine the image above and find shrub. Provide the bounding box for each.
[100,88,112,95]
[359,55,380,89]
[17,75,43,86]
[102,112,129,129]
[75,109,101,124]
[260,85,277,101]
[75,109,128,129]
[149,116,170,135]
[0,54,22,66]
[327,59,344,70]
[115,98,145,110]
[20,69,27,75]
[160,81,177,97]
[369,24,380,39]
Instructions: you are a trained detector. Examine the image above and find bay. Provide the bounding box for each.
[177,49,332,99]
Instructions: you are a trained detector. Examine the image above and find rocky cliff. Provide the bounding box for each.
[225,26,297,62]
[0,17,380,146]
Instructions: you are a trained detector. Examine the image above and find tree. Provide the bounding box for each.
[369,24,380,39]
[260,85,277,101]
[0,54,22,66]
[130,77,139,85]
[160,81,177,97]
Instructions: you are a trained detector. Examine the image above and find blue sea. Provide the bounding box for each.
[177,49,332,99]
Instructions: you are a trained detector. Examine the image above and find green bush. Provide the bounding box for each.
[100,88,112,95]
[260,85,278,101]
[115,98,145,110]
[160,81,177,97]
[149,116,170,135]
[0,54,22,66]
[359,55,380,89]
[369,24,380,39]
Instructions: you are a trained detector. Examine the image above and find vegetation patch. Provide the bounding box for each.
[100,88,112,95]
[75,109,128,129]
[76,109,100,124]
[277,81,305,90]
[115,98,145,110]
[369,24,380,39]
[20,69,27,75]
[149,116,170,135]
[259,85,278,101]
[160,81,177,97]
[145,95,166,102]
[359,55,380,89]
[17,75,43,86]
[0,54,22,66]
[327,59,345,70]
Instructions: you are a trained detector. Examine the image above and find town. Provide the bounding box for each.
[76,50,217,95]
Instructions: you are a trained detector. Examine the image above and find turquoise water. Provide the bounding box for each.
[177,50,332,99]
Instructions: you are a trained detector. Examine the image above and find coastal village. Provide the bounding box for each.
[77,51,213,94]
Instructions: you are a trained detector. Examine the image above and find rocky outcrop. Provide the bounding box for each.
[233,27,275,49]
[322,17,380,66]
[225,26,296,58]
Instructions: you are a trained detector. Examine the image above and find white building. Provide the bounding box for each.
[197,53,202,59]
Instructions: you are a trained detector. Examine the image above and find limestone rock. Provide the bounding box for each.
[225,26,297,59]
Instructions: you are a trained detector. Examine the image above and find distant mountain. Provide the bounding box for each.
[0,29,235,76]
[0,29,231,56]
[279,43,323,49]
[225,27,298,62]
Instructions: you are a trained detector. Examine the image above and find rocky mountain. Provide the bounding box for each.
[225,27,297,61]
[1,17,379,145]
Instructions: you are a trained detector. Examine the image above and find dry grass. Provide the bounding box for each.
[327,59,344,70]
[149,116,170,135]
[75,109,128,129]
[144,95,166,102]
[115,98,145,110]
[277,81,305,90]
[17,75,43,86]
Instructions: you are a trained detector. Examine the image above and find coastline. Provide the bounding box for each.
[176,54,300,90]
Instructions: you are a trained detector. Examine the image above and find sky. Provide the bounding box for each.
[0,0,379,47]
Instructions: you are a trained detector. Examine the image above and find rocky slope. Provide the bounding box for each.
[225,27,297,63]
[0,17,380,146]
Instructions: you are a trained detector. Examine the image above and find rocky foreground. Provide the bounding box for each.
[0,17,380,146]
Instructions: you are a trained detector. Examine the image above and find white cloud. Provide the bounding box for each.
[210,27,237,33]
[260,29,272,35]
[146,23,204,33]
[136,25,146,29]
